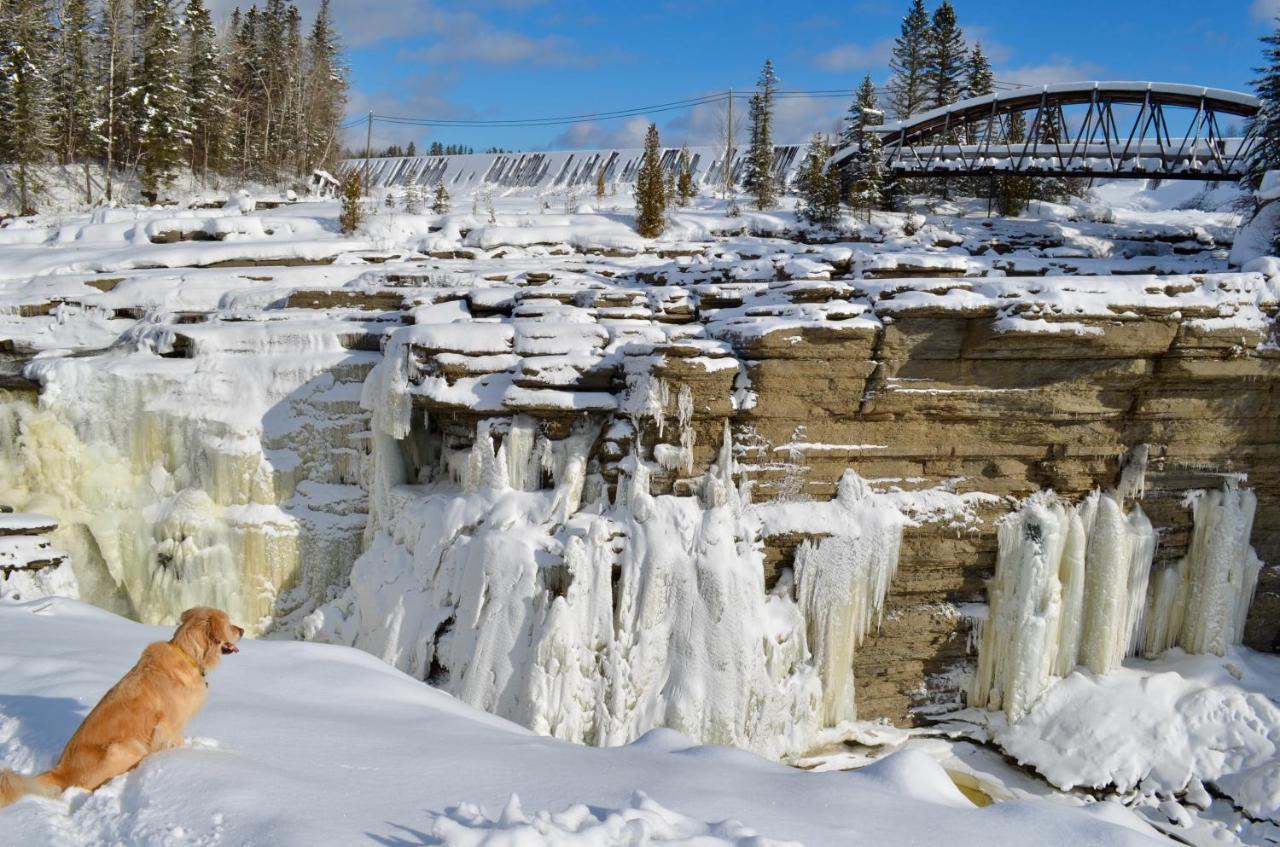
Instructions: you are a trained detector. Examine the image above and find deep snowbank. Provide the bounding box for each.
[0,598,1170,846]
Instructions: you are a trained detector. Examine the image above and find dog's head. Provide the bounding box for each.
[174,607,244,671]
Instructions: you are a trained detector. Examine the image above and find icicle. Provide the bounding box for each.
[1178,485,1259,656]
[1116,444,1149,504]
[794,473,904,726]
[504,415,538,491]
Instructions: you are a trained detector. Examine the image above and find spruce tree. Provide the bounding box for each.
[888,0,930,120]
[841,75,887,220]
[926,0,966,110]
[998,110,1033,216]
[339,169,362,233]
[431,181,450,214]
[185,0,225,183]
[305,0,347,173]
[404,183,421,213]
[796,133,840,226]
[967,43,994,100]
[841,74,881,148]
[744,58,778,210]
[1248,20,1280,193]
[634,122,666,238]
[132,0,188,200]
[595,161,606,200]
[52,0,96,178]
[851,125,887,223]
[676,146,697,206]
[0,0,56,214]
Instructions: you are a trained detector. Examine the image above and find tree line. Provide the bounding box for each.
[0,0,348,212]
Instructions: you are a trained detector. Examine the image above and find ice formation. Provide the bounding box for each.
[973,481,1263,722]
[305,347,923,756]
[0,325,374,631]
[1143,484,1262,658]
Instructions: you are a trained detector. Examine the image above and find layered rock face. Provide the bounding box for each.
[343,265,1278,726]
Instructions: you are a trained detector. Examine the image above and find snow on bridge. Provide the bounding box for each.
[833,81,1261,182]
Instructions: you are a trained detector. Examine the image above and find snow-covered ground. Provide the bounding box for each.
[0,597,1175,846]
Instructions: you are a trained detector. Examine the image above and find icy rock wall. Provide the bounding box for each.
[307,343,915,756]
[972,483,1262,722]
[0,328,375,631]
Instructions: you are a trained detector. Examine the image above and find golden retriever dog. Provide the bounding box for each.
[0,607,242,808]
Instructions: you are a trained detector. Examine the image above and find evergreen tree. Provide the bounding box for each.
[339,168,362,233]
[185,0,225,183]
[997,110,1033,216]
[676,145,697,206]
[926,0,966,110]
[304,0,346,174]
[0,0,56,214]
[840,75,888,219]
[431,181,450,214]
[1248,19,1280,193]
[840,74,881,148]
[743,58,778,210]
[887,0,930,119]
[96,0,131,203]
[132,0,189,199]
[796,133,840,226]
[404,183,421,213]
[406,140,416,157]
[634,122,666,238]
[967,42,994,100]
[850,125,887,222]
[52,0,95,175]
[963,43,995,195]
[595,161,606,200]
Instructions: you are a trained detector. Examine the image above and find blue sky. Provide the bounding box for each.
[215,0,1280,151]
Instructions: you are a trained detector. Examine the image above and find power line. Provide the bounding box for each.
[345,81,1034,131]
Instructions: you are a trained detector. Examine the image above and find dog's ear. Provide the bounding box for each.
[179,608,202,625]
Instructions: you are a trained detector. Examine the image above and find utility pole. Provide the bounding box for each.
[724,88,733,200]
[364,111,373,194]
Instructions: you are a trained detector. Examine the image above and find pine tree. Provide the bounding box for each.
[404,183,421,213]
[0,0,56,214]
[339,168,362,233]
[96,0,130,203]
[634,122,666,238]
[851,125,886,222]
[304,0,346,174]
[998,110,1033,216]
[888,0,930,120]
[1248,20,1280,193]
[744,58,778,210]
[840,75,887,219]
[406,140,416,157]
[967,42,994,100]
[676,146,696,206]
[841,74,881,148]
[926,0,966,110]
[52,0,96,181]
[185,0,225,184]
[595,161,606,200]
[796,133,840,226]
[132,0,188,199]
[431,181,450,214]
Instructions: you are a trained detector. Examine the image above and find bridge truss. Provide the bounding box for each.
[832,82,1262,181]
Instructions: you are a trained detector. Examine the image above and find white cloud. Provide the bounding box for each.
[1253,0,1280,21]
[813,38,895,73]
[546,117,651,150]
[996,58,1105,88]
[407,30,599,67]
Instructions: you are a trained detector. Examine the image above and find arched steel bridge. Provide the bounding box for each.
[831,82,1261,181]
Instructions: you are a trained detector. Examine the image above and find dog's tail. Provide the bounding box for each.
[0,768,63,808]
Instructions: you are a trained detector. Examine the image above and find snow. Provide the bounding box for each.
[0,597,1174,846]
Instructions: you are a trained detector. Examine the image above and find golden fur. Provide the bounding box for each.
[0,607,242,808]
